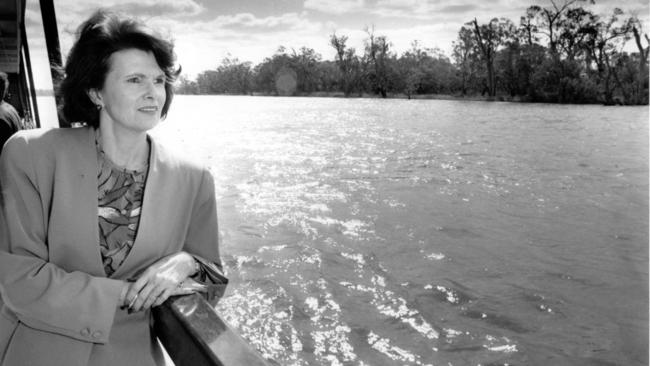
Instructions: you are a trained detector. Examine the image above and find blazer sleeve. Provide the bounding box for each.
[183,168,228,306]
[0,135,124,344]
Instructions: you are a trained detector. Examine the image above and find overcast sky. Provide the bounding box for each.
[25,0,649,89]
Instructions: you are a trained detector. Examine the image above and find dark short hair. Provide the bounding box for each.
[58,10,181,127]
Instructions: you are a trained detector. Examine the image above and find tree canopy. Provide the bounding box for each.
[177,0,648,105]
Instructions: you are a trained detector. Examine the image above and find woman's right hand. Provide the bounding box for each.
[120,278,205,312]
[121,252,207,312]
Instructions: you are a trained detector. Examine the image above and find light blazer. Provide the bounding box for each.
[0,126,223,366]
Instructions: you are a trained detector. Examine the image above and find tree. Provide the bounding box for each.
[253,48,294,95]
[192,58,254,95]
[215,57,253,94]
[496,42,521,97]
[469,17,514,97]
[290,47,322,94]
[519,7,540,46]
[582,8,633,104]
[419,49,458,95]
[315,61,339,92]
[517,43,548,100]
[195,70,220,94]
[453,26,480,95]
[629,18,649,104]
[527,0,594,57]
[363,26,393,98]
[557,7,597,61]
[329,33,361,96]
[176,75,198,94]
[394,41,425,98]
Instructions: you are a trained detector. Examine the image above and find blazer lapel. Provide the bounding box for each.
[75,127,106,277]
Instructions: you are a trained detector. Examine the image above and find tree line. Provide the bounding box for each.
[176,0,649,105]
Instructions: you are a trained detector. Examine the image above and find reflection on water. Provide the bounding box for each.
[149,96,648,366]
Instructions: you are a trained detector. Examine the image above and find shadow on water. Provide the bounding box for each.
[435,225,484,239]
[461,309,530,334]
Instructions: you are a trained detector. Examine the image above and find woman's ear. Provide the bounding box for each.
[87,89,103,107]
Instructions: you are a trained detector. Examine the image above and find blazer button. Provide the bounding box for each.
[92,331,103,339]
[80,328,91,337]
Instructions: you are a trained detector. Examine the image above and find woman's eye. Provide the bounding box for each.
[127,77,141,83]
[154,78,165,84]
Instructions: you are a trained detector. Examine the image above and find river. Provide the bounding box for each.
[44,95,650,365]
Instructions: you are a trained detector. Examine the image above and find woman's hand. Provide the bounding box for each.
[123,251,198,312]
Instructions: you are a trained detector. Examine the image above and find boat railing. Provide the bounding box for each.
[153,292,271,366]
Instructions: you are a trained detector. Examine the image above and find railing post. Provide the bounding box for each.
[152,293,272,366]
[38,0,63,127]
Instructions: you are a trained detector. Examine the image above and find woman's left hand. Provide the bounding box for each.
[124,251,197,312]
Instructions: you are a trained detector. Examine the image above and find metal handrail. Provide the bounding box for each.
[152,292,271,366]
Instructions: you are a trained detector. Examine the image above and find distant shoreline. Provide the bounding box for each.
[175,91,615,105]
[282,92,520,103]
[36,89,498,101]
[36,89,627,105]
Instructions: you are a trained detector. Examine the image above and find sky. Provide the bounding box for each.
[24,0,650,89]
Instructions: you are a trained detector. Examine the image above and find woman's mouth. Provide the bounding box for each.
[138,106,159,112]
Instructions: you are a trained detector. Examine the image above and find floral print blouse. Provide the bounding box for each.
[96,139,149,277]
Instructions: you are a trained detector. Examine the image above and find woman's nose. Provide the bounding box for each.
[143,81,156,99]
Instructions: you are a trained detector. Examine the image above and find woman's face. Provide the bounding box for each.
[92,48,166,134]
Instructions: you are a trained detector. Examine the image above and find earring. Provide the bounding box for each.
[96,104,103,111]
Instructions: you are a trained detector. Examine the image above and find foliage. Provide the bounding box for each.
[191,57,253,95]
[330,33,362,96]
[175,1,648,105]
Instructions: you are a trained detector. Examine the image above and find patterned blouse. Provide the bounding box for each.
[96,139,149,277]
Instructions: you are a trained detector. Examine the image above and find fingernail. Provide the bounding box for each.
[128,296,138,309]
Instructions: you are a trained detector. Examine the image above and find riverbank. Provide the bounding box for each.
[38,88,645,105]
[178,91,526,102]
[291,91,506,102]
[178,91,636,105]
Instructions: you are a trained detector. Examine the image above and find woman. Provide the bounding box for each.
[0,10,226,366]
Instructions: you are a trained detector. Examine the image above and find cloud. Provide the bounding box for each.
[102,0,204,18]
[49,0,206,64]
[54,0,204,34]
[370,0,457,20]
[304,0,366,15]
[172,29,329,78]
[213,12,321,33]
[148,13,330,76]
[439,4,478,14]
[367,0,525,23]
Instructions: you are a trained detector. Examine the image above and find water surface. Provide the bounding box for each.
[152,96,648,366]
